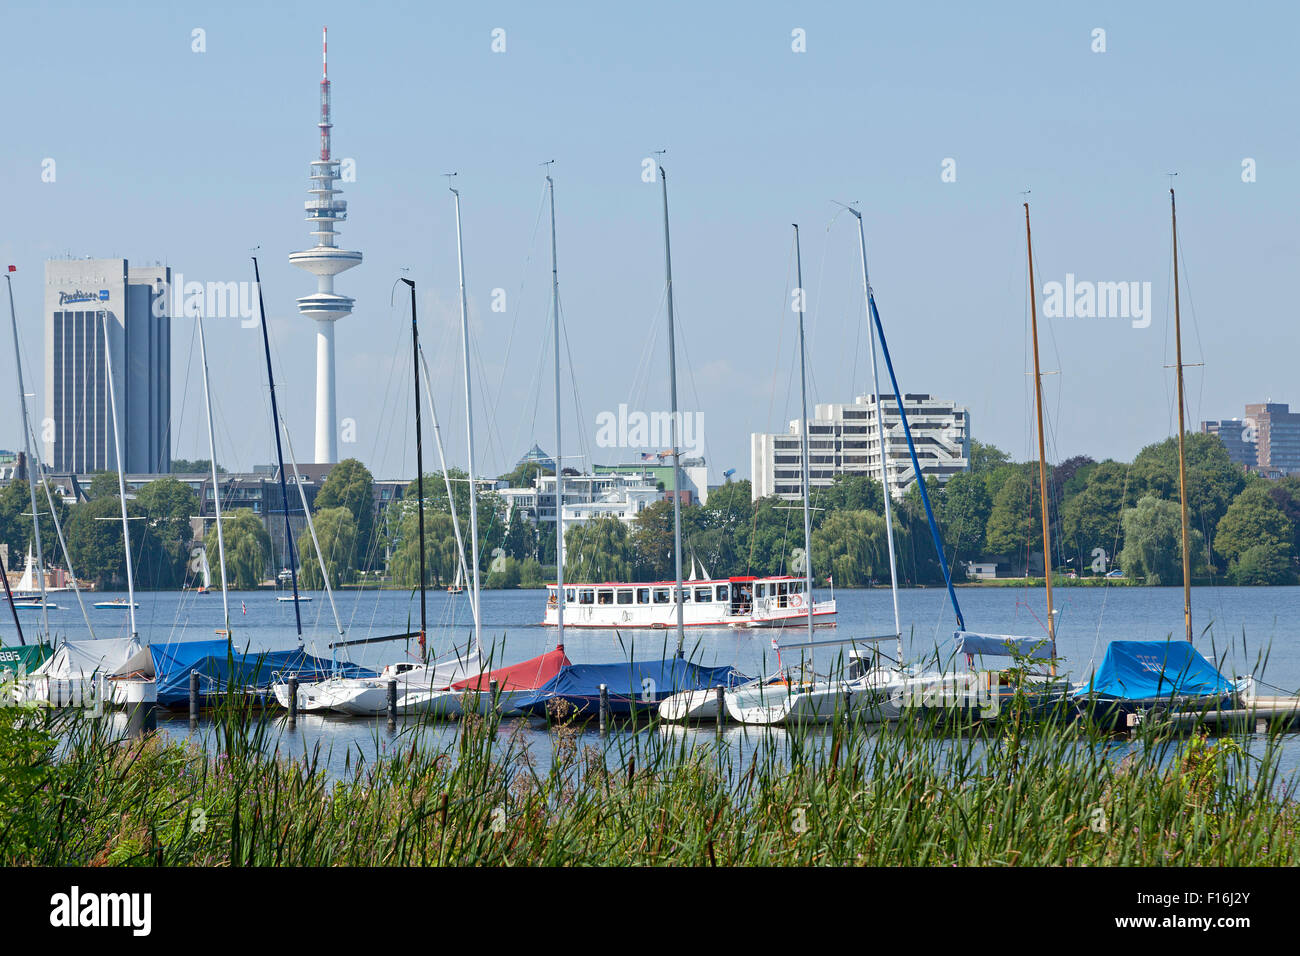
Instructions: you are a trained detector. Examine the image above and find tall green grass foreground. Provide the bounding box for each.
[1,701,1297,866]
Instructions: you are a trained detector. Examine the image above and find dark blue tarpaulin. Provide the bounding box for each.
[516,659,750,718]
[150,640,374,707]
[1073,640,1233,701]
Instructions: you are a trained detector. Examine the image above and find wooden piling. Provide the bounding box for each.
[188,670,199,724]
[287,676,298,726]
[387,678,398,729]
[599,683,609,733]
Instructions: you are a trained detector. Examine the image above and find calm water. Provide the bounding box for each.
[32,584,1300,780]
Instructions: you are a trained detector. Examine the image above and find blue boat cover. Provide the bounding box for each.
[516,659,750,716]
[150,639,374,707]
[1073,640,1233,700]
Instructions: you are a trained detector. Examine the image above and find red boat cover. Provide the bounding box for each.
[451,647,571,692]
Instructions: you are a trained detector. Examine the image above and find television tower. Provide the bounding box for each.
[290,26,361,464]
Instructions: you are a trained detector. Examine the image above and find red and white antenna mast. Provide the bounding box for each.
[319,26,331,161]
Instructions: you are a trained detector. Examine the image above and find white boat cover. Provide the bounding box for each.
[32,638,148,679]
[953,631,1053,661]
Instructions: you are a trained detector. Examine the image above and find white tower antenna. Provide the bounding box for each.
[290,25,361,464]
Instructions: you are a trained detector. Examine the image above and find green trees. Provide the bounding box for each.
[565,516,635,582]
[1060,460,1128,573]
[204,509,270,589]
[1119,495,1204,585]
[297,507,358,589]
[0,480,70,565]
[65,497,160,589]
[810,510,895,586]
[313,459,375,571]
[1215,484,1295,585]
[133,477,199,589]
[984,470,1040,559]
[935,472,991,561]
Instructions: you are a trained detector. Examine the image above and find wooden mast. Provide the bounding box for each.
[1024,203,1057,674]
[1171,188,1193,642]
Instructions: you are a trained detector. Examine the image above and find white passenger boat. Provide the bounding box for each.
[543,575,835,629]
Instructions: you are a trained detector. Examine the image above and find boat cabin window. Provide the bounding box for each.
[694,587,712,603]
[790,581,802,594]
[715,585,729,602]
[578,589,594,605]
[597,589,614,605]
[616,589,634,605]
[565,588,576,603]
[756,583,766,598]
[636,588,650,604]
[676,587,690,603]
[777,582,788,595]
[653,587,671,603]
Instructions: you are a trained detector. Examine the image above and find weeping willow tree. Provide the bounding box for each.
[564,516,635,583]
[388,510,462,588]
[809,510,906,587]
[297,506,358,589]
[203,509,270,589]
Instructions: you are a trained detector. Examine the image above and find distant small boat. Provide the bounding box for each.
[277,595,312,603]
[15,599,60,611]
[94,599,139,609]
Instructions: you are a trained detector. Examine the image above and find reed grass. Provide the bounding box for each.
[1,696,1296,866]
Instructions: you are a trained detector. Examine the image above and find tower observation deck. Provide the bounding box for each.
[289,25,360,464]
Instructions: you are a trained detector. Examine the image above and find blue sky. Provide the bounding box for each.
[2,1,1296,482]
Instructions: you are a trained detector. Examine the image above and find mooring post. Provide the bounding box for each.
[387,678,397,729]
[715,684,725,729]
[599,683,609,733]
[188,670,199,725]
[287,676,298,727]
[1256,717,1268,735]
[489,678,500,713]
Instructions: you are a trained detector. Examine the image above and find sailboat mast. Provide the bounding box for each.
[450,188,483,656]
[101,307,139,641]
[1,545,23,646]
[252,257,303,641]
[848,209,903,664]
[403,278,428,660]
[416,346,472,599]
[196,314,230,633]
[793,225,815,649]
[5,271,44,644]
[1170,188,1193,642]
[658,163,686,658]
[547,172,566,650]
[1024,204,1057,673]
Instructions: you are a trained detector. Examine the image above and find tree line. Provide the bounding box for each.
[3,432,1295,591]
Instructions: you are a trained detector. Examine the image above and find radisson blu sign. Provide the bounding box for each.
[57,289,110,305]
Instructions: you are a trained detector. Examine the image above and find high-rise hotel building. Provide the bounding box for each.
[43,258,171,474]
[751,393,970,501]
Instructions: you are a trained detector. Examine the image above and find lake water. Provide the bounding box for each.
[27,584,1300,781]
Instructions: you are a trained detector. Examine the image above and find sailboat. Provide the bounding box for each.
[721,218,914,725]
[1068,190,1246,729]
[20,296,152,708]
[446,563,465,594]
[935,202,1078,721]
[402,174,576,718]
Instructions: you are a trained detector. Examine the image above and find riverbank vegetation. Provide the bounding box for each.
[1,698,1296,866]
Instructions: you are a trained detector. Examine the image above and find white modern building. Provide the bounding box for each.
[43,258,171,474]
[290,27,360,465]
[751,393,969,501]
[496,472,663,529]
